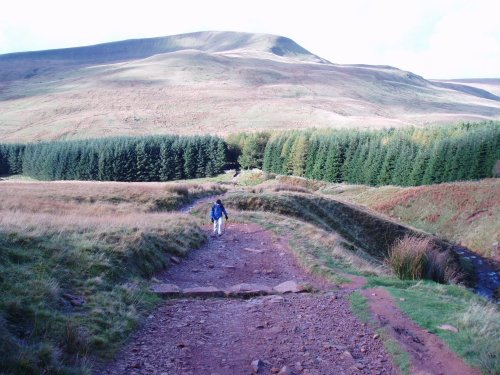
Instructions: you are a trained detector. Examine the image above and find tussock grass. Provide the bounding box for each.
[0,181,207,374]
[387,235,428,280]
[387,235,459,283]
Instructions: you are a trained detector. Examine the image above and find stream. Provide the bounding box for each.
[453,245,500,303]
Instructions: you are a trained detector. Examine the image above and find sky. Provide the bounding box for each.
[0,0,499,79]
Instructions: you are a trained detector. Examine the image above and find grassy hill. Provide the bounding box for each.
[1,31,500,142]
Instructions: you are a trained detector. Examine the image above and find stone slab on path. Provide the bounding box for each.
[225,283,273,297]
[273,280,313,294]
[182,286,225,298]
[151,280,315,299]
[150,283,182,297]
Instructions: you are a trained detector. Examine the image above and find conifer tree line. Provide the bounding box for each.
[228,122,500,187]
[0,135,227,181]
[260,122,500,186]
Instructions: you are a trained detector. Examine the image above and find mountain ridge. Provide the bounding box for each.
[0,31,499,142]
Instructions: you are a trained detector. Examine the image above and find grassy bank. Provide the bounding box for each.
[321,178,500,259]
[0,181,208,374]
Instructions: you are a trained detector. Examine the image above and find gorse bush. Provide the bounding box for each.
[387,235,458,282]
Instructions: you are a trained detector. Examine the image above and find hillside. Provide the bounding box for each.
[1,31,500,142]
[320,178,500,259]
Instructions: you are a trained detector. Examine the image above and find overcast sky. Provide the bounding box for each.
[1,0,499,79]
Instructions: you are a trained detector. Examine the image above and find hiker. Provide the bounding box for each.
[211,199,228,237]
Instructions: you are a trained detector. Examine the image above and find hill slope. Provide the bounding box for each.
[322,178,500,259]
[1,31,500,142]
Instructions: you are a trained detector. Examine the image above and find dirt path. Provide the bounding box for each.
[98,223,395,375]
[361,288,481,375]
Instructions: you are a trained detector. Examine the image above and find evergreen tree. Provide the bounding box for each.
[183,140,197,179]
[290,134,308,177]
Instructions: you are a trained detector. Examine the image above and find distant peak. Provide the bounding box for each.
[0,30,330,65]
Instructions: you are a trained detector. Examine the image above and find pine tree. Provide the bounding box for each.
[183,140,197,179]
[304,138,319,178]
[290,134,308,177]
[323,141,343,182]
[311,140,328,180]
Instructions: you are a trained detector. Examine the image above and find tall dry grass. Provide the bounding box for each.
[0,180,210,374]
[388,235,458,283]
[0,181,226,215]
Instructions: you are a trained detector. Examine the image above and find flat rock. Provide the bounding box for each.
[278,366,293,375]
[226,283,273,297]
[273,280,311,294]
[437,324,459,333]
[251,359,264,373]
[150,283,182,297]
[183,286,225,298]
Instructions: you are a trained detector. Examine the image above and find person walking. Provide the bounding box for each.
[211,199,228,237]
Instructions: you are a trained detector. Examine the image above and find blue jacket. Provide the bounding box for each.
[211,203,228,220]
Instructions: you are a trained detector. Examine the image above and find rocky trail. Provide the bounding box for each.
[98,219,480,375]
[99,223,394,375]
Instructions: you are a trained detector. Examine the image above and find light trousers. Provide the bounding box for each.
[213,217,223,235]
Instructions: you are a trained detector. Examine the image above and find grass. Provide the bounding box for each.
[387,235,429,280]
[348,292,371,322]
[382,333,411,375]
[0,180,227,214]
[386,282,499,374]
[348,292,411,375]
[387,235,459,283]
[0,181,208,374]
